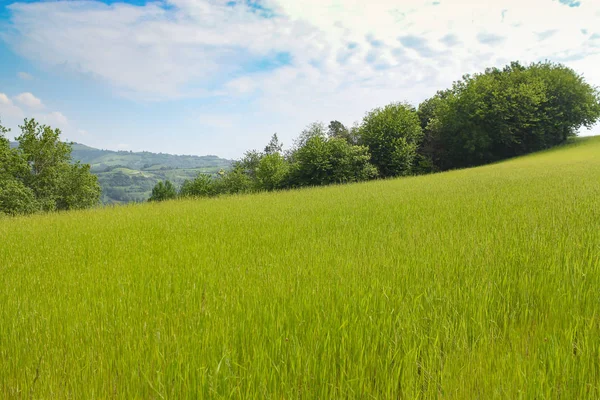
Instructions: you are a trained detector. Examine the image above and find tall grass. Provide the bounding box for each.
[1,137,599,398]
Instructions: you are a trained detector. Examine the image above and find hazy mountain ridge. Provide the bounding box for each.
[10,141,233,204]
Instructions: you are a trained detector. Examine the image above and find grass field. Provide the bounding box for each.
[1,137,600,398]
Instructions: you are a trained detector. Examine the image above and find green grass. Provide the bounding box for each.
[1,137,600,398]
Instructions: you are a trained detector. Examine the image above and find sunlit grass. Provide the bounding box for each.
[1,137,599,398]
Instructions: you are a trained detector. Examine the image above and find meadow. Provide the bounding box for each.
[1,136,599,398]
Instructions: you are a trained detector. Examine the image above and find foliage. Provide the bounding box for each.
[148,180,177,202]
[359,102,423,177]
[232,150,262,181]
[56,163,103,210]
[288,132,377,187]
[0,118,100,215]
[179,174,217,198]
[2,137,600,397]
[292,122,328,151]
[255,153,289,191]
[263,133,283,155]
[419,61,600,170]
[0,178,39,216]
[65,142,231,204]
[215,168,255,195]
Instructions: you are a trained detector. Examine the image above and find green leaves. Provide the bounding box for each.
[418,61,600,171]
[288,134,377,187]
[149,180,178,202]
[0,118,101,215]
[359,102,423,178]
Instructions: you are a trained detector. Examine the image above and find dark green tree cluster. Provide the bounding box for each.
[0,118,101,216]
[418,62,600,171]
[147,61,599,202]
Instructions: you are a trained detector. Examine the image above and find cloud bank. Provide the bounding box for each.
[2,0,599,152]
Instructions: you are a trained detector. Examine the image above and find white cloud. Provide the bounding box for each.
[0,92,25,120]
[14,92,44,109]
[17,71,33,80]
[0,92,75,139]
[43,111,69,128]
[5,0,600,97]
[3,0,600,151]
[0,93,12,106]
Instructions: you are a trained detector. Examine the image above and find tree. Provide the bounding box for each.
[287,130,377,187]
[15,119,73,210]
[420,62,600,171]
[56,162,102,210]
[149,180,177,202]
[0,118,100,215]
[179,173,218,197]
[415,90,452,173]
[263,133,283,155]
[233,150,262,181]
[292,122,327,151]
[215,168,254,195]
[0,179,39,216]
[255,152,289,190]
[359,102,423,177]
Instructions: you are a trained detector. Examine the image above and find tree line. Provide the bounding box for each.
[149,61,600,202]
[2,61,599,213]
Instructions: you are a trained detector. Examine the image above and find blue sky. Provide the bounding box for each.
[1,0,599,158]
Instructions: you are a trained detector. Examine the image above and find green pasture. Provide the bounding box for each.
[1,137,599,398]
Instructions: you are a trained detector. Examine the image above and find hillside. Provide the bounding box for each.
[10,141,232,203]
[1,137,599,397]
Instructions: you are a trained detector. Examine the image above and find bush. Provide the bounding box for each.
[149,180,177,202]
[180,174,218,198]
[288,130,378,187]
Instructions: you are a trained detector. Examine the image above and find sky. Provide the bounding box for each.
[0,0,599,158]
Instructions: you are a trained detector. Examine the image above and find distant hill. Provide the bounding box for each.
[10,141,233,203]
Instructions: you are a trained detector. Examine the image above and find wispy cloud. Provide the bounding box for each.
[1,0,599,155]
[477,33,506,46]
[17,71,33,80]
[0,92,24,119]
[14,92,44,109]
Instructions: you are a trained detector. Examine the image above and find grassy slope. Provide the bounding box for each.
[1,137,599,398]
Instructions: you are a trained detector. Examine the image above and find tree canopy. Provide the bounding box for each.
[359,102,423,177]
[0,118,101,215]
[418,62,600,170]
[5,60,597,212]
[148,61,600,202]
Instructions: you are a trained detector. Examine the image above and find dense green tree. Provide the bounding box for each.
[215,168,254,195]
[0,178,39,216]
[179,174,216,198]
[0,118,100,214]
[419,62,600,170]
[359,103,423,177]
[15,119,73,210]
[255,153,289,190]
[149,180,177,202]
[233,150,262,180]
[288,130,377,187]
[56,162,102,210]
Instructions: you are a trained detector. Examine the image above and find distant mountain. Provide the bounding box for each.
[10,141,233,204]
